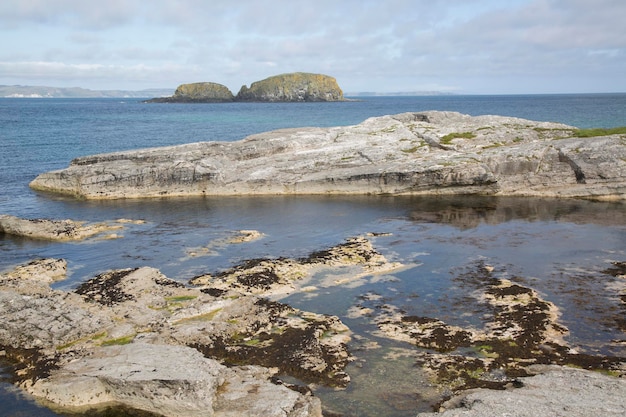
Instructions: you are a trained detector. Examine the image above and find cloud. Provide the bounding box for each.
[0,0,624,93]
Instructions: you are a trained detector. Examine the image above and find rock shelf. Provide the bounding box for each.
[0,234,404,416]
[29,111,626,200]
[361,260,625,397]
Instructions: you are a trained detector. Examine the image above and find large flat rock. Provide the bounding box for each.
[418,365,626,417]
[30,111,626,199]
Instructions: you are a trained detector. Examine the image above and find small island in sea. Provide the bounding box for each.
[143,72,345,103]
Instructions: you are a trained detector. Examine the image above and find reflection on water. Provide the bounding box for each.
[1,196,625,416]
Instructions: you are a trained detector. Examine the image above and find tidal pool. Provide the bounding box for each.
[1,195,625,416]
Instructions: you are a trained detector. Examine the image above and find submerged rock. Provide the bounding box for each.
[29,111,626,200]
[190,236,404,297]
[0,214,126,241]
[367,260,625,392]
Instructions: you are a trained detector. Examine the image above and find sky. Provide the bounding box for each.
[0,0,624,94]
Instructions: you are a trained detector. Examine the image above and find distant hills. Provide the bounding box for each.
[345,91,455,97]
[0,84,455,99]
[0,85,174,98]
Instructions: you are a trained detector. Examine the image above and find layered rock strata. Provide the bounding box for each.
[30,111,626,200]
[417,365,626,417]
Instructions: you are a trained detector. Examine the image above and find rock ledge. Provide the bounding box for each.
[30,111,626,200]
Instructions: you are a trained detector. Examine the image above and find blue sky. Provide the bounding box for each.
[0,0,624,94]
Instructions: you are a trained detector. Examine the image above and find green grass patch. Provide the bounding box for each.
[401,146,420,153]
[165,295,198,303]
[173,308,222,324]
[573,126,626,138]
[441,131,476,144]
[101,334,135,346]
[56,331,107,350]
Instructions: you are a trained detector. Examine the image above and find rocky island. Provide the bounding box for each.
[235,72,344,102]
[143,72,344,103]
[144,82,235,103]
[30,111,626,200]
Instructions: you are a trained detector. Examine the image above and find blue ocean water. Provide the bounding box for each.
[0,94,625,416]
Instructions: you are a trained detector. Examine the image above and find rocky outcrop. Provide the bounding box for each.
[144,82,235,103]
[30,111,626,200]
[29,343,321,417]
[0,214,137,241]
[365,260,625,392]
[143,73,344,103]
[1,235,404,415]
[0,261,341,415]
[417,365,626,417]
[236,72,344,102]
[418,366,626,417]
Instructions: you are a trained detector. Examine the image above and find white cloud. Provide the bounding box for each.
[0,0,624,93]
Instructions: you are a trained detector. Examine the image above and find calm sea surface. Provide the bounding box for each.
[1,95,625,416]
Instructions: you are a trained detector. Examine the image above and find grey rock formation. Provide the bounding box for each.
[0,214,127,240]
[0,244,365,416]
[30,343,321,417]
[29,111,626,200]
[418,365,626,417]
[236,72,344,102]
[144,82,235,103]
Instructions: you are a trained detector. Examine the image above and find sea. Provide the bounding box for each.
[1,94,625,416]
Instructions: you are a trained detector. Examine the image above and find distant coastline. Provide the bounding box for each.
[0,85,174,98]
[345,91,456,97]
[3,85,623,99]
[1,84,458,99]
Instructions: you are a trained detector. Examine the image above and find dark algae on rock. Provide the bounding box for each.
[370,260,626,392]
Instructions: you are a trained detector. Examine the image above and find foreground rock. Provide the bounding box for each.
[418,365,626,417]
[144,82,235,103]
[0,246,365,416]
[236,72,344,102]
[29,111,626,200]
[0,235,400,415]
[0,214,133,241]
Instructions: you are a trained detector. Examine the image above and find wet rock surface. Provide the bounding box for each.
[190,236,404,296]
[366,260,625,394]
[144,82,235,103]
[29,111,626,200]
[0,242,373,416]
[1,227,625,416]
[417,365,626,417]
[0,214,135,241]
